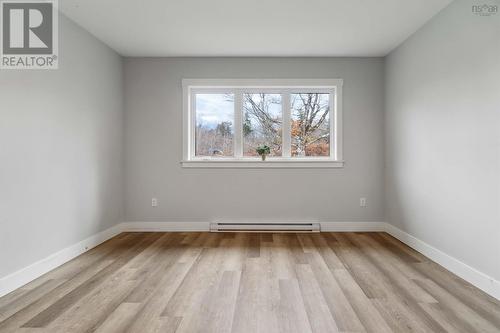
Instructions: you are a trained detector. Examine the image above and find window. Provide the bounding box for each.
[291,93,331,157]
[195,93,234,157]
[183,79,343,168]
[243,93,282,157]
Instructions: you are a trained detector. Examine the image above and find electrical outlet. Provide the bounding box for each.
[360,197,367,207]
[152,198,158,207]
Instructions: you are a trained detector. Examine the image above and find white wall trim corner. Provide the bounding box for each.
[0,223,124,298]
[384,223,500,301]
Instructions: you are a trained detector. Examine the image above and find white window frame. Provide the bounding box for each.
[182,79,343,168]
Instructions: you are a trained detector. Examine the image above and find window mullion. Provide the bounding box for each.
[234,89,243,158]
[282,91,291,158]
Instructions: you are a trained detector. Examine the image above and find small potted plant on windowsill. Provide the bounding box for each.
[256,145,271,161]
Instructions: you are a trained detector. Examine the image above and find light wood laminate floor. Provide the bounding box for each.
[0,232,499,333]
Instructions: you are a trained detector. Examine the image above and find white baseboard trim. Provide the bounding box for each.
[121,221,210,232]
[384,223,500,301]
[320,221,386,232]
[122,221,386,233]
[1,221,498,302]
[0,223,124,298]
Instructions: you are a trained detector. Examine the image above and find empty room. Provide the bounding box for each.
[0,0,499,332]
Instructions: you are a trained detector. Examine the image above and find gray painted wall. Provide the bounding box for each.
[124,58,385,223]
[0,15,124,278]
[385,0,500,280]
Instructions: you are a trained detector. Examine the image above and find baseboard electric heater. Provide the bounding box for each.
[210,222,321,233]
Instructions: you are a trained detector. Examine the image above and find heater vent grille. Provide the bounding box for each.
[210,222,320,233]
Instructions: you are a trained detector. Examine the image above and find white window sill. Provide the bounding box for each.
[181,158,345,169]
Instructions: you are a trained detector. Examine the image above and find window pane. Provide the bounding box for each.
[195,93,234,157]
[243,93,282,157]
[291,93,330,157]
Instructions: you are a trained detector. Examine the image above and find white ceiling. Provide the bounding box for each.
[60,0,453,57]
